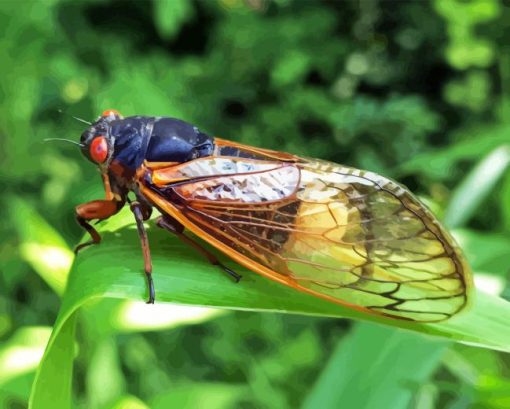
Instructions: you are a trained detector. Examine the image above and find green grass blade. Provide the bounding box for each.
[108,395,150,409]
[150,383,248,409]
[0,327,52,387]
[397,124,510,180]
[444,145,510,228]
[302,323,447,409]
[10,197,72,295]
[30,209,510,408]
[29,314,77,409]
[86,336,126,409]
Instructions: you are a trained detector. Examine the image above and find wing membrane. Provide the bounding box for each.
[143,156,470,322]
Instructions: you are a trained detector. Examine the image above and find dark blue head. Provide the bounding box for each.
[80,110,215,172]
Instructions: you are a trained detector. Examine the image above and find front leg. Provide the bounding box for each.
[130,201,155,304]
[75,199,123,253]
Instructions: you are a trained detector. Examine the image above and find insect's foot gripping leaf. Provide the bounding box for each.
[218,263,242,283]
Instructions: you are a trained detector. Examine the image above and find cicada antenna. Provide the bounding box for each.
[44,138,84,147]
[57,109,92,126]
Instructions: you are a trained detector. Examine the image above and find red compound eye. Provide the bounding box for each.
[102,109,121,118]
[90,136,108,163]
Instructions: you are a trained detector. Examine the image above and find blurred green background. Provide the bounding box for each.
[2,0,510,408]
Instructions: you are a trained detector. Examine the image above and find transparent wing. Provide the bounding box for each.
[146,157,471,322]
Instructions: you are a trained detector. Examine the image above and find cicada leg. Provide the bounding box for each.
[156,215,242,282]
[130,201,156,304]
[75,199,123,253]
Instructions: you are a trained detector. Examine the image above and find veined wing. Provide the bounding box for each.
[142,156,471,322]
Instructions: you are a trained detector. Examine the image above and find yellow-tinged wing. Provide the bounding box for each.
[142,156,471,322]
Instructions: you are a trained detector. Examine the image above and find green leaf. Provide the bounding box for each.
[153,0,193,40]
[444,146,510,228]
[10,197,72,295]
[499,170,510,231]
[0,374,34,409]
[86,337,125,409]
[397,124,510,180]
[150,383,248,409]
[82,298,227,335]
[29,314,77,409]
[0,327,52,387]
[30,209,510,408]
[302,323,448,409]
[454,229,510,277]
[108,395,150,409]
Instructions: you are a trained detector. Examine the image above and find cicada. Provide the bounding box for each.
[73,109,471,322]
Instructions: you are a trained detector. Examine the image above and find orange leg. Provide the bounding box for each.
[75,199,123,253]
[156,215,242,282]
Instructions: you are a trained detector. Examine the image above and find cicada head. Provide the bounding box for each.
[80,109,123,167]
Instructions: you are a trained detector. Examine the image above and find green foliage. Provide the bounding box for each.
[2,1,510,408]
[303,323,448,409]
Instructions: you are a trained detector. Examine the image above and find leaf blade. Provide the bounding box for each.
[30,209,510,408]
[302,323,447,409]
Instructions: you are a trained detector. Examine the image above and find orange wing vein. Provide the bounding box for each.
[140,154,471,322]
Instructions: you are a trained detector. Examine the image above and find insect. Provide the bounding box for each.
[72,109,471,322]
